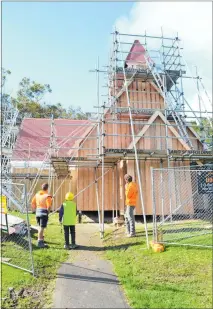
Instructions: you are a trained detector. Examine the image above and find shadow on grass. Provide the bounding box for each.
[165,227,212,234]
[165,243,212,251]
[1,233,54,251]
[103,231,152,243]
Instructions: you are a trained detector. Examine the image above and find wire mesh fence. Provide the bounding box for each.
[1,182,35,274]
[152,166,213,248]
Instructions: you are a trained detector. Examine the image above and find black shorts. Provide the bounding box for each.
[36,216,48,228]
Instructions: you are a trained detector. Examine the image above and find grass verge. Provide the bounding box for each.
[1,213,68,309]
[103,226,212,309]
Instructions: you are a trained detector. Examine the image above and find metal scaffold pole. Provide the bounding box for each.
[94,167,102,237]
[117,31,149,249]
[51,169,111,215]
[7,29,212,242]
[24,184,35,275]
[112,166,115,222]
[101,103,105,239]
[115,164,118,218]
[96,56,101,157]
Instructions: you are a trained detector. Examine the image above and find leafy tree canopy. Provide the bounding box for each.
[191,118,213,149]
[2,69,89,120]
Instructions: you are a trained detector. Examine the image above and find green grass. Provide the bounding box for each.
[2,214,212,309]
[159,220,212,247]
[104,226,212,309]
[1,213,69,309]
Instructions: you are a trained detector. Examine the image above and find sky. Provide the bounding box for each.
[115,2,212,113]
[2,2,132,112]
[2,1,212,114]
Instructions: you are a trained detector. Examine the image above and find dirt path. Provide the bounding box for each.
[53,224,129,308]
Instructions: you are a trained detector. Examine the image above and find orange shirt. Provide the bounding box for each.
[31,190,52,211]
[125,182,138,206]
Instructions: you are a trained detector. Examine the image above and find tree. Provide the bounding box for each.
[12,77,52,118]
[191,118,213,150]
[1,69,12,108]
[67,106,88,120]
[44,103,67,118]
[1,69,13,124]
[1,68,11,88]
[2,69,90,120]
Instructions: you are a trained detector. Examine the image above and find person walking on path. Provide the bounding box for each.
[31,183,52,248]
[59,192,78,249]
[124,174,138,237]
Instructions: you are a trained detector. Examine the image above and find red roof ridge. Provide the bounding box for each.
[126,39,146,64]
[22,118,91,122]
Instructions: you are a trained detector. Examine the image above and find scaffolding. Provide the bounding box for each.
[2,30,213,249]
[0,98,25,212]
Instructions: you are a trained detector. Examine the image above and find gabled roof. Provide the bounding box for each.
[115,40,151,92]
[12,118,93,161]
[126,40,146,64]
[127,111,191,150]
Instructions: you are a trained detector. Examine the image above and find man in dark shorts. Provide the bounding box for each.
[32,183,52,248]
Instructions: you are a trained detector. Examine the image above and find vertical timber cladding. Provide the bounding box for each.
[126,159,162,215]
[76,62,203,214]
[126,159,194,216]
[118,160,127,215]
[76,86,200,213]
[76,166,114,212]
[12,167,77,211]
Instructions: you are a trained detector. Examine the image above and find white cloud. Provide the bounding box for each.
[115,2,212,113]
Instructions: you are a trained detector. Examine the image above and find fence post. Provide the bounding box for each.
[24,184,35,276]
[168,169,173,222]
[152,167,212,248]
[151,167,157,242]
[160,168,164,223]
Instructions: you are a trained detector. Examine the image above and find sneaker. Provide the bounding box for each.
[70,244,78,249]
[64,244,70,250]
[127,234,136,238]
[37,240,46,248]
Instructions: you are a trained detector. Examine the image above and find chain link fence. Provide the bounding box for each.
[152,166,213,248]
[1,182,35,274]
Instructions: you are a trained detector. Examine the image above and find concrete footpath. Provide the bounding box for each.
[53,224,129,308]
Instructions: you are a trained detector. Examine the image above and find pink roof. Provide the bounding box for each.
[12,118,93,161]
[115,40,151,92]
[126,40,146,65]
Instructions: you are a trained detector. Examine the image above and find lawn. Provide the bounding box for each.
[1,213,68,309]
[2,216,212,309]
[157,220,212,247]
[104,226,212,309]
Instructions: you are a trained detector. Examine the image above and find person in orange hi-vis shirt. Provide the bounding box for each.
[124,174,138,237]
[31,183,52,248]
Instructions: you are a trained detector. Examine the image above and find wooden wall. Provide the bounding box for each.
[11,167,77,211]
[76,79,201,215]
[11,78,202,216]
[76,167,114,212]
[125,159,193,216]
